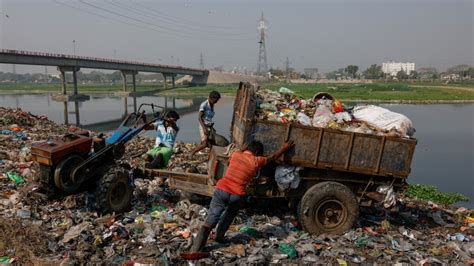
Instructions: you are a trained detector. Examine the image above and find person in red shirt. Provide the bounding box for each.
[190,140,294,252]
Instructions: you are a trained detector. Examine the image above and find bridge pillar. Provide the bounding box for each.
[121,71,128,92]
[163,75,168,89]
[172,74,175,88]
[72,69,78,96]
[132,73,136,92]
[59,69,66,95]
[118,70,138,96]
[54,66,88,102]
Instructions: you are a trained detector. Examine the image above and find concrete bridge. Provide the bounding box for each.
[0,49,208,100]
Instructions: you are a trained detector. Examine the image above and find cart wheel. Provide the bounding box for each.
[93,166,133,213]
[54,155,84,193]
[298,181,359,235]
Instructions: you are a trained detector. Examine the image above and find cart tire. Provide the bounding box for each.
[54,155,84,193]
[298,181,359,235]
[93,166,133,214]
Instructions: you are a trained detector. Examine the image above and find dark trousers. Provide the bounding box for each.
[205,188,244,229]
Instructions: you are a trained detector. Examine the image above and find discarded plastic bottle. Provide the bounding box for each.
[7,171,24,184]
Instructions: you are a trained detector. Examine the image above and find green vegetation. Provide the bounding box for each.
[159,82,474,102]
[405,184,469,205]
[1,81,473,102]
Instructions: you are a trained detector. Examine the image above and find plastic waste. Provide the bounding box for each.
[259,103,277,111]
[279,87,294,94]
[0,257,10,263]
[16,209,31,219]
[429,211,447,226]
[354,235,369,247]
[376,185,396,208]
[239,226,260,237]
[353,105,415,137]
[297,112,311,126]
[447,233,467,242]
[337,258,348,266]
[332,99,344,113]
[312,104,335,128]
[334,112,352,124]
[279,243,297,258]
[63,222,91,243]
[275,165,302,190]
[6,171,24,184]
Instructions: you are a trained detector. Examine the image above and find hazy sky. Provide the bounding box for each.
[0,0,473,74]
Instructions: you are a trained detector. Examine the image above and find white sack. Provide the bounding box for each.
[353,105,415,137]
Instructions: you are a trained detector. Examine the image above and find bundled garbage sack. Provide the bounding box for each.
[353,105,415,137]
[274,164,302,190]
[255,88,415,138]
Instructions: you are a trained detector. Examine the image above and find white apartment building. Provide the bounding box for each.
[382,61,415,76]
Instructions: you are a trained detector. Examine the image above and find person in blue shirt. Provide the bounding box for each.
[144,110,180,169]
[192,91,221,155]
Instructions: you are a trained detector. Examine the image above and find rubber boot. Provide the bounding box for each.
[190,226,212,252]
[215,211,235,243]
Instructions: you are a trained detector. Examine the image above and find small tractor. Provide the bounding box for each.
[31,104,163,213]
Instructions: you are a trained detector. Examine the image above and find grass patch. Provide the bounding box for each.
[405,184,469,205]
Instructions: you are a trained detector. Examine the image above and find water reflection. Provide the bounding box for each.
[54,95,204,132]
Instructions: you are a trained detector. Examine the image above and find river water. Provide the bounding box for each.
[1,93,473,208]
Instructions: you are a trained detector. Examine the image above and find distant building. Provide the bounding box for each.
[382,61,415,76]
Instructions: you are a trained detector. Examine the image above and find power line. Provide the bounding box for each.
[77,0,253,41]
[131,0,251,30]
[53,0,167,34]
[107,0,252,37]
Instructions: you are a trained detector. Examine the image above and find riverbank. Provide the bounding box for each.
[0,107,473,264]
[1,82,474,103]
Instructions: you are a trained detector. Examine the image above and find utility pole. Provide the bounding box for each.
[285,57,291,82]
[199,53,204,69]
[256,12,268,76]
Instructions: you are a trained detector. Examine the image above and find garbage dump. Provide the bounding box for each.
[256,88,416,138]
[1,106,473,264]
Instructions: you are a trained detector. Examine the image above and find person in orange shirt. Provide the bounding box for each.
[190,140,294,252]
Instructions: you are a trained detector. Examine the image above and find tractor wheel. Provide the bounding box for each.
[93,166,133,214]
[298,181,359,235]
[54,155,84,193]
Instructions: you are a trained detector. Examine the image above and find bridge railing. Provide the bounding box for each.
[0,49,205,72]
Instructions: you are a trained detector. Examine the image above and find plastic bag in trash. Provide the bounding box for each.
[312,104,335,128]
[334,112,352,124]
[279,87,294,94]
[297,112,311,126]
[352,105,415,137]
[376,185,396,208]
[275,165,302,190]
[259,103,277,111]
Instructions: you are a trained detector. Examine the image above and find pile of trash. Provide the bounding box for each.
[256,88,415,138]
[1,107,473,264]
